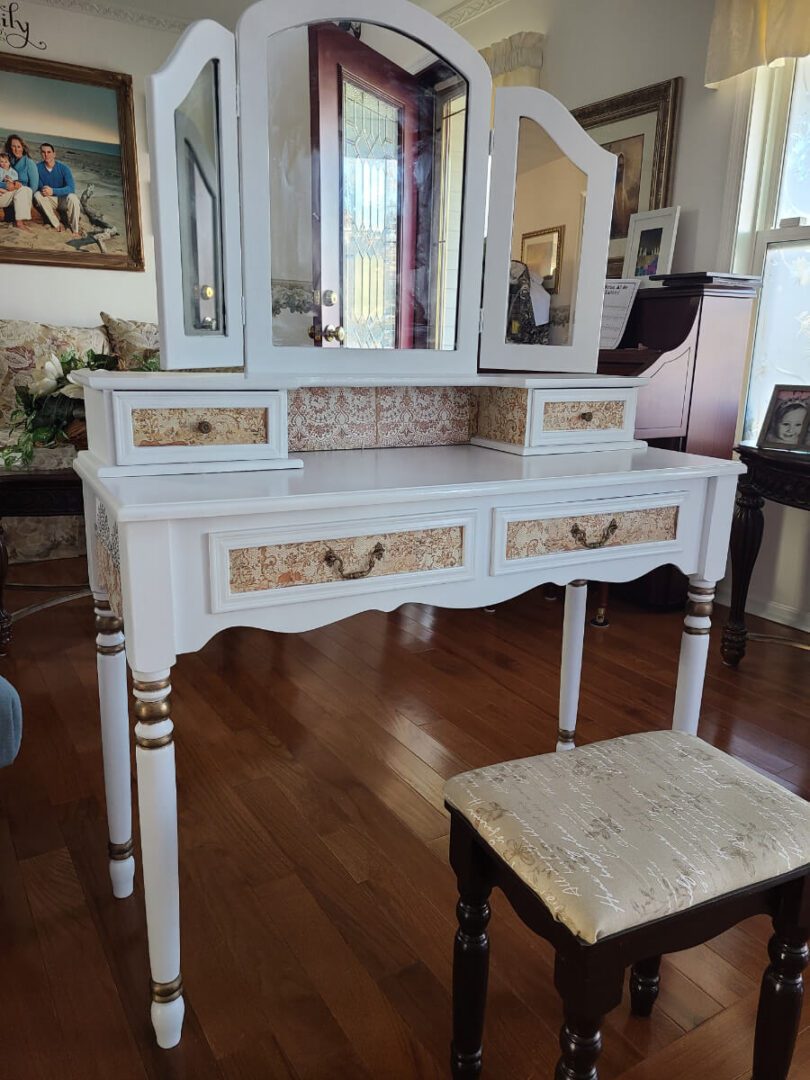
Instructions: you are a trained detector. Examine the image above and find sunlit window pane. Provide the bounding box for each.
[777,56,810,224]
[743,240,810,441]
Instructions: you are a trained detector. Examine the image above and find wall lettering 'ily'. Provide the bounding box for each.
[0,3,46,51]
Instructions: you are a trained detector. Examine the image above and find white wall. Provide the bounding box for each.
[451,0,739,274]
[0,1,179,327]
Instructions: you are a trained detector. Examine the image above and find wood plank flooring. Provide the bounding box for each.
[1,556,809,1080]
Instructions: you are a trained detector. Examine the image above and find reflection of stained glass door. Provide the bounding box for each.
[310,25,419,348]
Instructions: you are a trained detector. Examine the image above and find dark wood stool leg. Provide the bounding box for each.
[449,818,493,1079]
[629,956,661,1017]
[721,476,764,668]
[555,1014,603,1080]
[554,954,624,1080]
[753,931,809,1079]
[0,522,11,655]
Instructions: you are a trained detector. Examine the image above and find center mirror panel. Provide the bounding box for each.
[508,118,586,348]
[267,22,468,350]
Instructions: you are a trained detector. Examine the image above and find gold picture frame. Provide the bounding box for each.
[520,224,565,295]
[573,78,681,278]
[0,51,143,271]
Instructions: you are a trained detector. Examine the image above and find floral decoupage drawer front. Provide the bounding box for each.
[491,495,684,575]
[131,406,268,447]
[112,391,287,465]
[541,398,626,432]
[209,513,477,612]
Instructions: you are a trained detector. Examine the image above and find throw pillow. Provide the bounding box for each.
[0,319,109,429]
[100,312,160,370]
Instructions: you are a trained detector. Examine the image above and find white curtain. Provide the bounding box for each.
[706,0,810,86]
[479,31,544,88]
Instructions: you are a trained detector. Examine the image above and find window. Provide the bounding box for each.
[738,57,810,442]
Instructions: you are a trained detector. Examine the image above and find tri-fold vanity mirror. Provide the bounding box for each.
[148,0,616,377]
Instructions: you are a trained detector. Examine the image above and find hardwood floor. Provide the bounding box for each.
[1,556,809,1080]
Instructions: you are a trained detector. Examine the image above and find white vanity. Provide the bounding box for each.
[72,0,744,1049]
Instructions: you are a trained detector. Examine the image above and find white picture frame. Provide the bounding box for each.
[621,206,680,282]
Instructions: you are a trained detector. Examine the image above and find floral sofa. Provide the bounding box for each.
[0,313,159,563]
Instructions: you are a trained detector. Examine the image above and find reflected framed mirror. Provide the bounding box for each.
[481,87,616,373]
[148,20,244,369]
[238,0,491,377]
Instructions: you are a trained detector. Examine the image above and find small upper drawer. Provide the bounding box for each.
[528,388,636,446]
[112,391,287,465]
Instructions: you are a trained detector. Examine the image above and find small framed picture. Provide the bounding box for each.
[520,224,565,294]
[756,385,810,451]
[621,206,680,281]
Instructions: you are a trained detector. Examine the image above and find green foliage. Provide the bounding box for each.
[0,347,113,468]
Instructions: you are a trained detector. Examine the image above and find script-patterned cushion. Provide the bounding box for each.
[100,311,160,370]
[444,731,810,944]
[0,319,109,427]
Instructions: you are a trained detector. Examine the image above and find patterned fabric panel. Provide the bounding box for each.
[131,407,268,447]
[505,505,678,560]
[474,387,529,445]
[376,386,475,447]
[287,387,376,451]
[229,525,464,593]
[95,501,122,618]
[100,312,160,371]
[287,386,475,451]
[445,731,810,944]
[542,399,626,432]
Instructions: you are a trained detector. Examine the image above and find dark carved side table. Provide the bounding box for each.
[721,443,810,667]
[0,467,87,653]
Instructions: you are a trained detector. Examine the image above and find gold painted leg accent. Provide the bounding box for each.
[133,677,173,749]
[108,838,135,861]
[151,973,184,1005]
[557,728,576,746]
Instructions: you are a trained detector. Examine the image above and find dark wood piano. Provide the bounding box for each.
[594,271,760,614]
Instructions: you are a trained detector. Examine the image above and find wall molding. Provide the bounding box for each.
[27,0,187,33]
[716,581,810,634]
[440,0,511,29]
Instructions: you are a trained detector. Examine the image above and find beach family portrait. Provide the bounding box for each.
[0,51,143,270]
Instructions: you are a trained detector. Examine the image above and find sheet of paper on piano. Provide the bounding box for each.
[599,279,640,350]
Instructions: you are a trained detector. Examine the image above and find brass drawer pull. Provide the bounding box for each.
[323,541,385,580]
[196,420,212,434]
[579,411,594,422]
[570,518,619,549]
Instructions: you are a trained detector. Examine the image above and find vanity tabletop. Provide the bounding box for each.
[75,445,745,523]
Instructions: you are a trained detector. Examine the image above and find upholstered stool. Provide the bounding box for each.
[444,731,810,1079]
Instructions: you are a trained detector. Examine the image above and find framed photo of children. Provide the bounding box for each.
[0,51,143,271]
[756,386,810,452]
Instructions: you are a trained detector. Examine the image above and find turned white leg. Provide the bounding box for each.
[132,669,185,1049]
[95,597,135,899]
[672,578,716,736]
[557,580,587,752]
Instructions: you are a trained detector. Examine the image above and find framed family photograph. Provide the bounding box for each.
[622,206,680,281]
[573,78,681,278]
[0,51,143,271]
[756,385,810,451]
[520,224,565,294]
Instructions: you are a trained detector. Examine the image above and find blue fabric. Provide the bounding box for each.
[0,676,21,767]
[36,159,74,196]
[10,153,39,191]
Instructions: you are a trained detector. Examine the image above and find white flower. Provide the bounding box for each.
[59,383,84,399]
[29,354,64,398]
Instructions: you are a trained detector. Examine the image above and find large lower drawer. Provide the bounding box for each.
[111,391,287,465]
[490,490,696,575]
[209,510,477,612]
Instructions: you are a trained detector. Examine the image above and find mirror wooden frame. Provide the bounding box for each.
[481,87,615,374]
[236,0,492,378]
